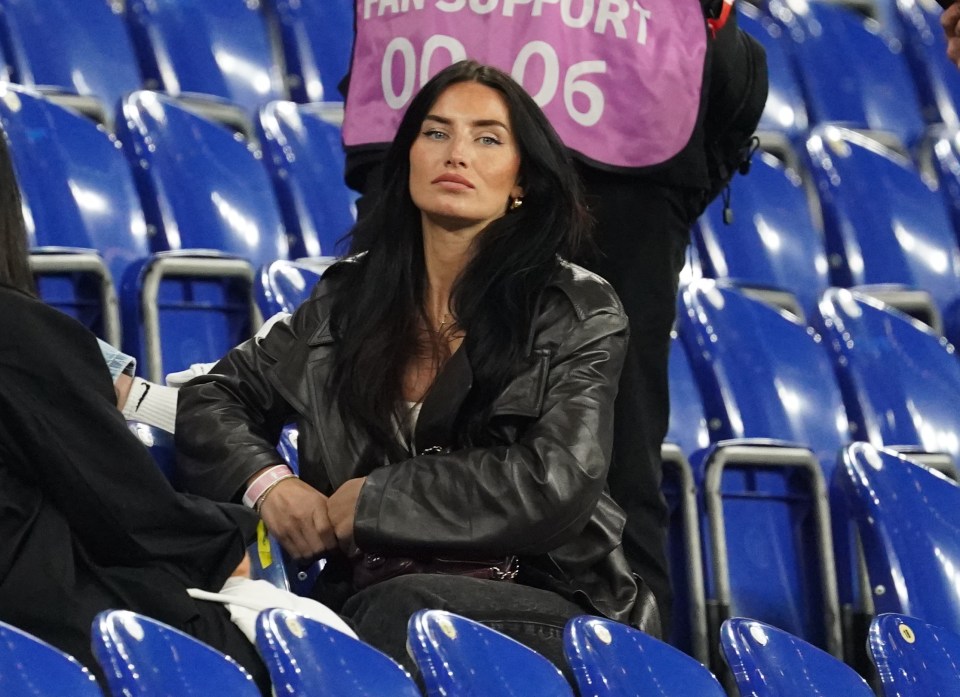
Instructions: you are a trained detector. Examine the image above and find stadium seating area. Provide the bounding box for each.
[8,0,960,693]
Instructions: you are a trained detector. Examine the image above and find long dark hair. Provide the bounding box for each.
[0,135,34,295]
[330,60,590,466]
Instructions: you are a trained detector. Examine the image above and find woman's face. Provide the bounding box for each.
[409,81,524,235]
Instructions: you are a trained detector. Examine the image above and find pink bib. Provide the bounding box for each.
[344,0,708,169]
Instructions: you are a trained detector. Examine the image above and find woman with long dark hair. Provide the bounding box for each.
[177,60,657,669]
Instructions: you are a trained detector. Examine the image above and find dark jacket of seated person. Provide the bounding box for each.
[0,283,263,683]
[174,255,646,627]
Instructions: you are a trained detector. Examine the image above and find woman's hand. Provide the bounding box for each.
[259,478,337,562]
[942,2,960,66]
[328,477,368,557]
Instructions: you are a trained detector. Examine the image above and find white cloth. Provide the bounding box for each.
[187,577,357,643]
[121,376,179,434]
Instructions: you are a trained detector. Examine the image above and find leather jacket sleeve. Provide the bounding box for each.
[354,302,629,558]
[174,310,304,502]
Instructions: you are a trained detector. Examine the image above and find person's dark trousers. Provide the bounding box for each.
[340,574,587,679]
[574,164,702,636]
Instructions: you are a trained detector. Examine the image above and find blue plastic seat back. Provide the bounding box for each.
[0,85,149,290]
[265,0,353,103]
[869,613,960,697]
[124,0,286,115]
[258,102,356,258]
[786,3,925,146]
[257,259,327,317]
[0,0,142,117]
[929,128,960,249]
[839,444,960,631]
[817,289,960,464]
[117,90,288,266]
[695,152,829,320]
[720,617,874,696]
[739,5,808,136]
[256,608,420,697]
[0,620,102,696]
[893,0,960,128]
[666,335,710,458]
[92,610,260,697]
[679,281,849,473]
[564,615,724,697]
[805,126,960,312]
[408,609,574,697]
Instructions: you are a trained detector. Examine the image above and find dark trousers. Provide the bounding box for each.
[340,574,586,677]
[574,165,701,635]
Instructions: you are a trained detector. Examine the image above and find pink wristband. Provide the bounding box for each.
[242,465,295,509]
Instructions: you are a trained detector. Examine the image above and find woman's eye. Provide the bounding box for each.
[478,135,502,146]
[423,129,447,140]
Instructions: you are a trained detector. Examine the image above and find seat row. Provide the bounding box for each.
[8,85,354,381]
[4,605,958,696]
[0,0,352,126]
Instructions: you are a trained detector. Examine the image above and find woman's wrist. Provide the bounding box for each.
[242,464,295,509]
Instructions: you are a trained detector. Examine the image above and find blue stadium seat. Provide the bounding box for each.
[678,280,845,662]
[256,608,420,697]
[805,126,960,342]
[779,2,926,149]
[869,613,960,697]
[890,0,960,128]
[0,84,149,347]
[92,610,260,697]
[124,0,286,118]
[0,619,102,696]
[662,336,709,662]
[258,101,356,258]
[408,609,574,697]
[720,617,874,696]
[264,0,353,104]
[116,90,289,380]
[927,126,960,249]
[739,4,808,141]
[258,259,329,317]
[837,443,960,635]
[0,0,143,127]
[817,288,960,469]
[694,152,829,321]
[564,615,725,697]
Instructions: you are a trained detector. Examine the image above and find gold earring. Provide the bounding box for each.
[509,197,524,211]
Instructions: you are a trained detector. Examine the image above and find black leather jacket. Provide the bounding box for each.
[176,258,647,625]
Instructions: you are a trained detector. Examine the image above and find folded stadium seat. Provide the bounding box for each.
[116,90,290,382]
[805,126,960,344]
[771,1,927,152]
[838,444,960,637]
[738,3,809,163]
[0,0,143,128]
[720,617,874,696]
[694,151,829,322]
[408,609,574,697]
[92,610,260,697]
[0,619,102,696]
[563,615,724,697]
[257,101,357,258]
[926,126,960,250]
[0,84,151,347]
[869,613,960,697]
[889,0,960,129]
[678,280,847,669]
[816,289,960,472]
[262,0,353,104]
[255,608,420,697]
[257,258,330,317]
[662,336,709,663]
[123,0,288,130]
